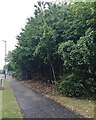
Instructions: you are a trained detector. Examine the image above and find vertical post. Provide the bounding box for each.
[5,41,6,79]
[1,79,2,87]
[0,79,3,90]
[2,40,6,79]
[0,79,1,89]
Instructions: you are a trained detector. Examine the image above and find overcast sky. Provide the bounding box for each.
[1,0,64,69]
[0,0,84,69]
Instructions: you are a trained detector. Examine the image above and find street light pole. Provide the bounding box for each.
[2,40,6,79]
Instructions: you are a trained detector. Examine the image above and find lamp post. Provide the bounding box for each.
[2,40,6,79]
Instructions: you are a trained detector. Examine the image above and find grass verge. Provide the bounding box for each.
[49,95,94,118]
[0,89,2,119]
[2,80,22,119]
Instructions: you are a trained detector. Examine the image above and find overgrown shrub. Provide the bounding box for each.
[6,1,96,98]
[56,74,95,98]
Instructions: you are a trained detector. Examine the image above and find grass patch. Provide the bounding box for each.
[49,95,94,118]
[2,80,22,119]
[0,90,2,119]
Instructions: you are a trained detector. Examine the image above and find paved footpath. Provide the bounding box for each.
[6,75,83,118]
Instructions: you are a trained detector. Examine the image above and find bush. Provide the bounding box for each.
[57,74,95,98]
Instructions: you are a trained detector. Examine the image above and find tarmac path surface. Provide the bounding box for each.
[3,75,83,118]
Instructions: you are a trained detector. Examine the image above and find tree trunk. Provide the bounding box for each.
[50,63,56,81]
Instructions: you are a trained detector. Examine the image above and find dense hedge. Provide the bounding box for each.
[7,1,96,98]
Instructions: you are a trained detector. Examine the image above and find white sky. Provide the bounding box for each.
[0,0,66,69]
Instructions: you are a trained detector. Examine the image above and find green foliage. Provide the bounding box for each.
[56,74,96,98]
[58,28,95,74]
[58,28,96,98]
[7,1,96,98]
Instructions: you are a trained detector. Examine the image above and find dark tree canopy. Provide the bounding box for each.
[7,1,96,98]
